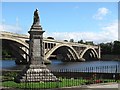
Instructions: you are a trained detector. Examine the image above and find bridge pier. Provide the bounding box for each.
[78,58,85,61]
[15,59,28,65]
[98,45,101,59]
[15,53,29,65]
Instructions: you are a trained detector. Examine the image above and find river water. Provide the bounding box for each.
[1,60,120,73]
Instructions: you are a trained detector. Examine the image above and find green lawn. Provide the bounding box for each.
[1,78,120,89]
[1,71,119,89]
[1,78,88,89]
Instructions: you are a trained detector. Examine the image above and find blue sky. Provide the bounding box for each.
[1,2,118,43]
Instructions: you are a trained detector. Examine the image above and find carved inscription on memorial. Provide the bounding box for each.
[33,39,41,57]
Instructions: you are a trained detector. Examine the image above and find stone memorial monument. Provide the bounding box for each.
[15,9,58,82]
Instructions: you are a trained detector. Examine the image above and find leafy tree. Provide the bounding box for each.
[85,41,94,45]
[2,45,12,58]
[78,40,84,44]
[69,39,74,42]
[47,37,54,40]
[64,40,68,42]
[100,42,112,54]
[112,41,120,54]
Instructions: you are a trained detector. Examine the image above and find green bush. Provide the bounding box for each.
[2,72,19,81]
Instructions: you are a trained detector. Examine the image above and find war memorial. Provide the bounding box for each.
[14,9,58,83]
[1,9,120,89]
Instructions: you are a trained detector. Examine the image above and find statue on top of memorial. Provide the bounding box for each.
[33,9,40,25]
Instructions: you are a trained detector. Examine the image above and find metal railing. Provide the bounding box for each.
[1,65,120,89]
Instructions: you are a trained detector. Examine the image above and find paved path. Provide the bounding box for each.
[85,83,119,88]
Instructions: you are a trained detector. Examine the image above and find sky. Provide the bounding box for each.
[1,0,120,2]
[1,2,118,44]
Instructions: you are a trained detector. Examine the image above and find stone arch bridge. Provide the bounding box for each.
[1,31,101,64]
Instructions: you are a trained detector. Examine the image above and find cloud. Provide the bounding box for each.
[44,20,118,43]
[1,18,117,44]
[0,17,24,34]
[93,7,109,20]
[96,20,118,43]
[0,23,23,34]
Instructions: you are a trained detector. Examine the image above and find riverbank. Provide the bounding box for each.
[101,55,120,61]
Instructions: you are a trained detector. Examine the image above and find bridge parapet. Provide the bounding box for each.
[1,31,29,39]
[1,31,98,48]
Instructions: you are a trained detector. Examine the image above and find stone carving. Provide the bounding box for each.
[33,9,40,25]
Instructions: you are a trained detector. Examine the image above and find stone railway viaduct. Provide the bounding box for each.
[1,31,101,64]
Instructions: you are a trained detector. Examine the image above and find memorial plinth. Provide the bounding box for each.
[15,9,58,82]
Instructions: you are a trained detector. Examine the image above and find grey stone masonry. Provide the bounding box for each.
[15,9,58,83]
[15,64,58,82]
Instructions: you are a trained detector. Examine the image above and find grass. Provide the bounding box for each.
[1,72,120,89]
[1,78,120,89]
[1,78,88,89]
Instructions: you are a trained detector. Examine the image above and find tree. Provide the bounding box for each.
[69,39,74,42]
[85,41,94,45]
[2,46,12,58]
[113,41,120,55]
[100,42,112,54]
[64,40,68,42]
[99,41,120,55]
[47,37,54,40]
[78,40,84,44]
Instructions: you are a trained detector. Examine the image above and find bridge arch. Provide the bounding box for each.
[45,44,80,61]
[1,37,29,48]
[80,47,99,60]
[1,37,29,64]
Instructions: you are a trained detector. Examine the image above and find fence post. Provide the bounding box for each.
[115,65,117,82]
